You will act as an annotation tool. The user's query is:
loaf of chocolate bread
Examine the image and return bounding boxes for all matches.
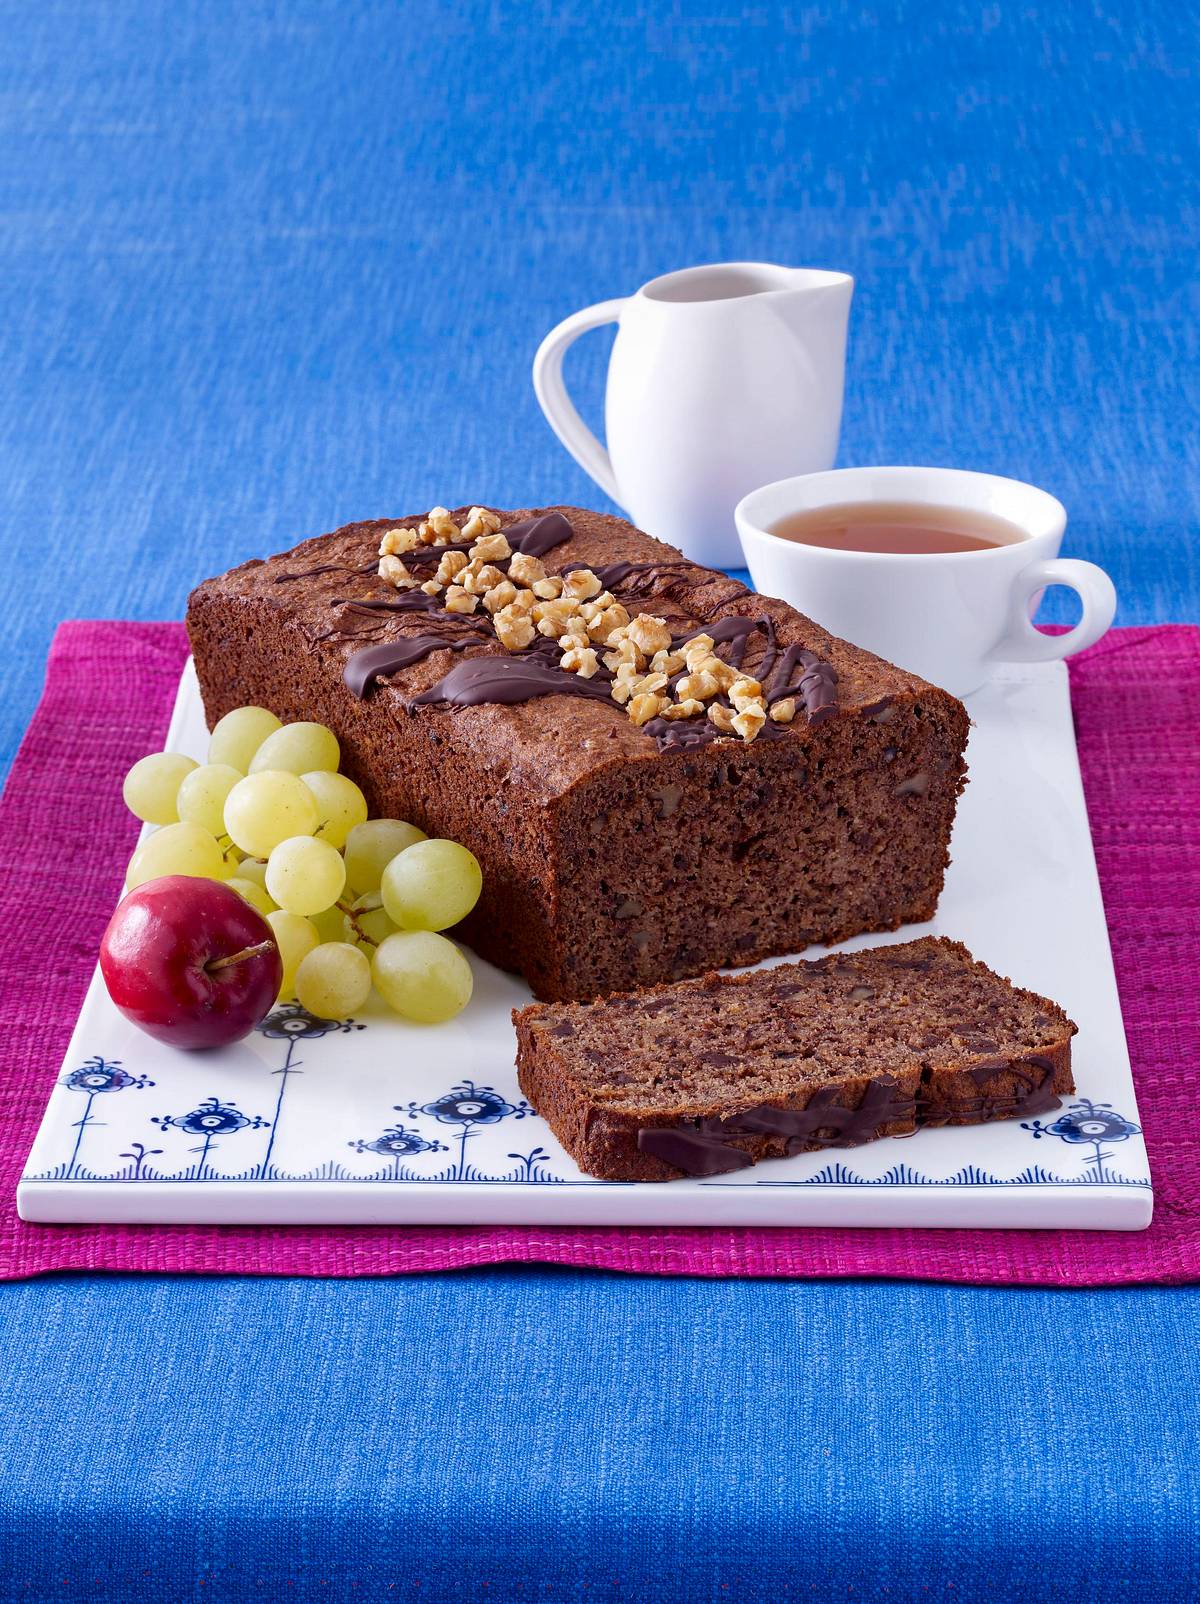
[513,937,1077,1180]
[186,505,970,1001]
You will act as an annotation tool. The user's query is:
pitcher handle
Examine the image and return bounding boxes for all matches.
[532,299,628,505]
[989,558,1117,664]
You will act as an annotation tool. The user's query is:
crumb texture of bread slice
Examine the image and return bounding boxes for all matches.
[513,937,1077,1180]
[187,505,969,1001]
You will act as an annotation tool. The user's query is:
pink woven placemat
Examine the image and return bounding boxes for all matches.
[0,621,1196,1284]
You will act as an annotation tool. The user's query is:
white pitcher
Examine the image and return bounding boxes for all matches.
[532,261,854,568]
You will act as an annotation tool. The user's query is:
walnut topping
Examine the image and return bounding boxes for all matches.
[366,498,812,744]
[461,506,502,542]
[627,692,665,726]
[560,644,600,678]
[379,554,418,589]
[470,531,512,564]
[483,579,519,614]
[421,506,459,543]
[562,568,603,602]
[494,606,535,651]
[732,703,766,742]
[508,551,546,586]
[435,548,470,585]
[626,614,673,657]
[380,527,419,556]
[676,669,720,702]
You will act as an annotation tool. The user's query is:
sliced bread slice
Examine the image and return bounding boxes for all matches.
[512,937,1077,1181]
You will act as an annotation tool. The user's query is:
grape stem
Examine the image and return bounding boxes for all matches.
[336,900,378,948]
[207,940,275,974]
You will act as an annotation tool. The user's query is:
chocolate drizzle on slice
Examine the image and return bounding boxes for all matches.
[638,1075,917,1176]
[273,558,380,585]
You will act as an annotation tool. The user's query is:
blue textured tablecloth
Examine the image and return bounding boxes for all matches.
[1,2,1197,1599]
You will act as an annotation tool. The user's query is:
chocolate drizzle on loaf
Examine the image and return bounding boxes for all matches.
[337,510,840,748]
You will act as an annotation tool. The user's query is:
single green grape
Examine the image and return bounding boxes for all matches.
[310,903,349,944]
[249,721,340,777]
[266,910,320,999]
[380,838,483,932]
[236,858,269,890]
[122,752,199,825]
[226,875,278,916]
[343,818,427,896]
[223,771,319,858]
[207,705,281,772]
[341,892,397,951]
[295,943,372,1018]
[265,836,346,917]
[126,822,227,888]
[302,770,368,850]
[176,763,243,836]
[371,931,473,1023]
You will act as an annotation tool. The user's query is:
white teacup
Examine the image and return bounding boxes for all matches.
[735,466,1117,698]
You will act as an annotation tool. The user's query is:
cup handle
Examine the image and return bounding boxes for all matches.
[532,300,628,505]
[989,558,1117,664]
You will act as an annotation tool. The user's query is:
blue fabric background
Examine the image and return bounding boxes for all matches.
[0,2,1197,1599]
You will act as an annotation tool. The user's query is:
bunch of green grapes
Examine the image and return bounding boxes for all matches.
[120,706,480,1024]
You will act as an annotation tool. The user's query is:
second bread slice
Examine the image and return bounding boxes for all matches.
[513,937,1077,1181]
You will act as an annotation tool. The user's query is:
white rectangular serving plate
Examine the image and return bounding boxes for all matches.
[18,659,1152,1230]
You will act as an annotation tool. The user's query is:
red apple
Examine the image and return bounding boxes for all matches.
[100,875,283,1049]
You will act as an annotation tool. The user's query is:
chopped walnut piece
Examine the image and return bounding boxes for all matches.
[444,585,479,615]
[729,676,764,711]
[531,576,564,600]
[508,551,546,586]
[422,507,459,543]
[697,655,736,691]
[507,586,537,614]
[435,548,470,585]
[556,620,589,649]
[609,664,641,705]
[461,506,503,542]
[562,568,603,602]
[470,531,512,564]
[494,606,535,651]
[650,648,685,676]
[732,703,767,742]
[676,669,721,702]
[532,597,581,636]
[627,692,665,727]
[379,527,419,556]
[631,671,669,698]
[626,614,673,657]
[661,698,704,719]
[588,603,631,644]
[561,645,600,678]
[461,562,507,596]
[769,697,798,723]
[603,637,643,673]
[483,579,519,614]
[379,554,417,589]
[708,703,737,734]
[421,579,442,596]
[682,634,715,667]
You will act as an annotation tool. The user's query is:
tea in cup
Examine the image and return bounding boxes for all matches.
[735,467,1117,697]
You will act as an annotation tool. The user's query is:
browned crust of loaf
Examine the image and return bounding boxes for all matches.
[187,505,970,1001]
[513,939,1077,1182]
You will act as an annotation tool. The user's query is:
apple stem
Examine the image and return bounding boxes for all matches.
[207,940,275,974]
